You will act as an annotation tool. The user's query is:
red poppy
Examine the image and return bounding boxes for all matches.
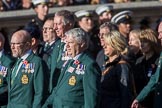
[23,60,28,65]
[74,60,80,65]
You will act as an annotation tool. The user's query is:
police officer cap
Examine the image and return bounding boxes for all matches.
[24,22,41,39]
[32,0,49,6]
[95,5,113,15]
[111,10,133,24]
[75,10,92,18]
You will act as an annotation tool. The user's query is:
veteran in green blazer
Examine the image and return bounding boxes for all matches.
[43,28,101,108]
[7,30,48,108]
[131,21,162,108]
[48,10,75,93]
[0,33,15,108]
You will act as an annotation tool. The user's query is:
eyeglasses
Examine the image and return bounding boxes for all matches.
[10,42,27,46]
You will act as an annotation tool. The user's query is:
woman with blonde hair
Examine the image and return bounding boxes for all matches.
[101,30,134,108]
[132,28,161,108]
[129,29,142,57]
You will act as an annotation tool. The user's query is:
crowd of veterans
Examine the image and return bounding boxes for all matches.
[0,0,162,108]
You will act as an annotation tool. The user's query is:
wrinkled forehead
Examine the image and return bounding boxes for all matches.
[54,15,63,22]
[11,31,27,42]
[44,20,54,27]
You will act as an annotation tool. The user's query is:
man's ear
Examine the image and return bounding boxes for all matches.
[31,38,36,46]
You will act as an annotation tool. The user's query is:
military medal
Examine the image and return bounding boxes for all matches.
[69,76,76,86]
[2,66,7,77]
[76,64,85,75]
[21,74,29,84]
[0,65,8,77]
[30,63,35,73]
[0,78,2,85]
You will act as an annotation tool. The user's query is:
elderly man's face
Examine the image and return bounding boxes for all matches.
[66,36,81,58]
[43,20,56,43]
[54,15,66,38]
[10,31,30,58]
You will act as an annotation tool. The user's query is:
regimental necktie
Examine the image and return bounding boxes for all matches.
[11,58,22,84]
[44,43,50,52]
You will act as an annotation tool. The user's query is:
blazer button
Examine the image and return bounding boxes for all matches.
[157,92,160,95]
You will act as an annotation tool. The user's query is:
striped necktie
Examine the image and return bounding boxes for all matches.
[11,58,22,84]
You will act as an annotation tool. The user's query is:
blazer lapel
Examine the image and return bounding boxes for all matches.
[10,53,34,91]
[56,53,86,90]
[56,60,75,88]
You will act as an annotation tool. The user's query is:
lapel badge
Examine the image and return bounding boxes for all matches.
[21,74,29,84]
[67,66,75,73]
[69,76,76,86]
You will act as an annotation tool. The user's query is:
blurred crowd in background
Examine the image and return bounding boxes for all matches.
[0,0,160,12]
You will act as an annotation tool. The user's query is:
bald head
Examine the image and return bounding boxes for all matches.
[12,30,32,43]
[10,30,32,57]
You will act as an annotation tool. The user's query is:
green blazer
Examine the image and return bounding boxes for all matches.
[0,53,14,106]
[7,53,48,108]
[43,51,101,108]
[136,52,162,108]
[48,39,65,93]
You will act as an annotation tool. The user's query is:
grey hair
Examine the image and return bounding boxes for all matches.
[65,28,90,49]
[55,10,75,27]
[100,22,118,31]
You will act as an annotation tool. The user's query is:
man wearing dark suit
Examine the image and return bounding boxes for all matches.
[0,33,15,108]
[48,10,75,93]
[7,30,48,108]
[42,28,101,108]
[42,18,59,62]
